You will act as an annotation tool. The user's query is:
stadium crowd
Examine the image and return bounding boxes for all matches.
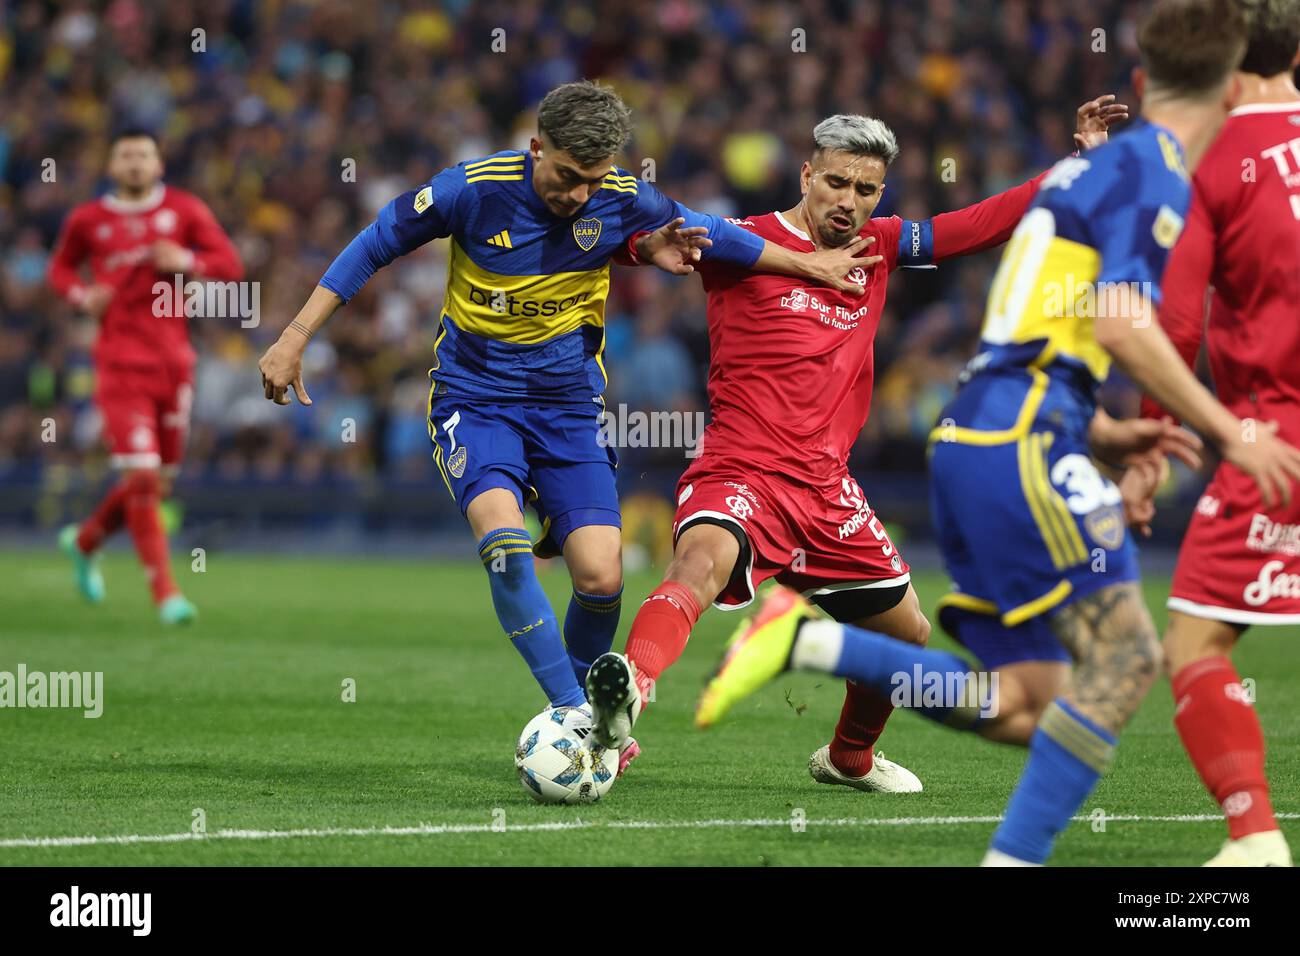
[2,0,1153,497]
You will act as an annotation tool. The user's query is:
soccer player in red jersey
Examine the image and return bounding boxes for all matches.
[48,130,244,625]
[1140,1,1300,866]
[586,96,1129,789]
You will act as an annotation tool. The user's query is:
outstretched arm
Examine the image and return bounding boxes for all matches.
[927,171,1051,263]
[927,94,1129,264]
[258,284,342,406]
[627,183,880,294]
[260,171,460,405]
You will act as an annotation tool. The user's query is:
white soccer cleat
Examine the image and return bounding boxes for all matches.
[981,848,1042,867]
[585,652,642,750]
[808,745,923,793]
[1203,830,1293,867]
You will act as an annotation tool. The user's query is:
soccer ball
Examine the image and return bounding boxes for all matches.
[515,704,618,804]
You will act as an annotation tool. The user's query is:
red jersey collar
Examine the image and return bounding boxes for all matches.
[101,183,166,214]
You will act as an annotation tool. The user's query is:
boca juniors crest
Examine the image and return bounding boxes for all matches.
[448,446,468,479]
[1085,505,1125,550]
[573,217,602,251]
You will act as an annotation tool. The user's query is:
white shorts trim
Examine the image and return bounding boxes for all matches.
[674,509,757,611]
[110,452,162,469]
[802,573,911,598]
[1167,597,1300,626]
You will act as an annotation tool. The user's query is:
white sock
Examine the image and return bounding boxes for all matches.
[790,619,843,673]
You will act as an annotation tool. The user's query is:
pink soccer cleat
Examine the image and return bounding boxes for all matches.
[617,738,641,778]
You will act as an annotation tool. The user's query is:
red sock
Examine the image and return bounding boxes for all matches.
[1171,656,1277,839]
[123,470,179,605]
[77,477,134,553]
[829,679,896,777]
[624,581,703,704]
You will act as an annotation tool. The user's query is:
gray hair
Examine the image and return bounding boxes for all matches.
[537,81,633,165]
[812,114,900,166]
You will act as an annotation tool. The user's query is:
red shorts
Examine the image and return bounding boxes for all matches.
[95,362,194,472]
[673,459,909,610]
[1169,461,1300,625]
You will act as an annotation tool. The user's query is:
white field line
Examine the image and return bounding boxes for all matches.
[2,812,1297,850]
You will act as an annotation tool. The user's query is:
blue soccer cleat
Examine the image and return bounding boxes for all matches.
[59,524,105,604]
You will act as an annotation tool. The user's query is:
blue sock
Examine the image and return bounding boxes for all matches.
[799,620,992,727]
[990,698,1116,864]
[478,529,585,708]
[564,587,622,686]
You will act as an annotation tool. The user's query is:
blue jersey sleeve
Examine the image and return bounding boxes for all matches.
[1092,199,1184,311]
[1084,136,1189,312]
[320,165,466,302]
[625,180,764,268]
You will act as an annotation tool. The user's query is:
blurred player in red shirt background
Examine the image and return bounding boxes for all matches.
[47,130,243,625]
[1141,0,1300,866]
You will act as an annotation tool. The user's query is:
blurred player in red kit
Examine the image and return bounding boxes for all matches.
[1140,0,1300,866]
[586,96,1134,789]
[48,129,243,625]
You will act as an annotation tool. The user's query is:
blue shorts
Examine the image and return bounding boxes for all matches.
[428,396,620,556]
[929,424,1138,668]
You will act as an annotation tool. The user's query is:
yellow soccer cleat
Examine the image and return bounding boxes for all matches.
[696,586,813,729]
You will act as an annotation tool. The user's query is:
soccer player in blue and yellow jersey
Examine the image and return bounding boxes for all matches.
[693,0,1300,864]
[258,82,869,765]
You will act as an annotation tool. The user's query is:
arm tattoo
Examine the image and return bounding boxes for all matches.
[1048,581,1161,735]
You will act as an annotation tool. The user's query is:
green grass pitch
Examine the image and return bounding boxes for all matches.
[1,549,1296,866]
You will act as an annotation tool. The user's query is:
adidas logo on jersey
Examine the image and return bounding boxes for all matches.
[486,230,513,249]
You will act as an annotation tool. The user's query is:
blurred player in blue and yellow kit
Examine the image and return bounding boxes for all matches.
[928,127,1194,666]
[692,0,1300,862]
[257,82,866,759]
